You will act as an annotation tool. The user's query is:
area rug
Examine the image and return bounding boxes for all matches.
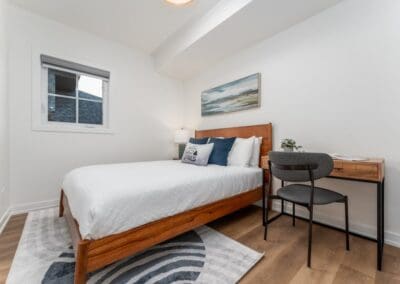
[7,208,263,283]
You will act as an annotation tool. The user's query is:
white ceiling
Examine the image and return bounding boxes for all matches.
[11,0,218,54]
[156,0,343,79]
[11,0,343,79]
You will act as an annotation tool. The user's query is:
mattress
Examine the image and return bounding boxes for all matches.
[62,160,263,240]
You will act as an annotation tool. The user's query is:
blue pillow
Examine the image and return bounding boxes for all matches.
[208,137,236,166]
[189,137,209,144]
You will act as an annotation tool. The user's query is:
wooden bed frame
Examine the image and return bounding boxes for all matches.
[59,123,273,283]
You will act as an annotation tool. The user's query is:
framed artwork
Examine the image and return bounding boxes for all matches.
[201,73,260,116]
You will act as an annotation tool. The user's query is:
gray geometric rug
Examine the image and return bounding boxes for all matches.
[7,208,263,283]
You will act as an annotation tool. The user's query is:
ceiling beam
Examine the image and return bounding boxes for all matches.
[152,0,253,75]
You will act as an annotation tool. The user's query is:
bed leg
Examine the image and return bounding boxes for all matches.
[59,190,65,217]
[74,242,89,284]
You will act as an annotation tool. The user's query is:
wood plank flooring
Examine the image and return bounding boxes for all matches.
[208,206,400,284]
[0,206,400,283]
[0,214,27,284]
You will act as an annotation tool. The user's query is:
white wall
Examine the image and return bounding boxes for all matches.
[8,6,184,208]
[183,0,400,245]
[0,0,10,225]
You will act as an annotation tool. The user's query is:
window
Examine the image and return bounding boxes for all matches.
[39,55,110,132]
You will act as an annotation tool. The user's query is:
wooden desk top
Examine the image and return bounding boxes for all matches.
[261,156,384,183]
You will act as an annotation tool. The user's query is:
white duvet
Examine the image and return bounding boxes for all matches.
[62,160,262,240]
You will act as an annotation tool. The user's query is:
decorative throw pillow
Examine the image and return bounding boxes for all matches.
[189,137,209,144]
[181,143,214,166]
[208,137,236,166]
[249,137,263,167]
[227,137,255,167]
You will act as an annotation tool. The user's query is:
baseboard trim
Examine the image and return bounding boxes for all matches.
[9,199,59,215]
[0,199,59,234]
[270,201,400,248]
[0,207,11,234]
[386,231,400,248]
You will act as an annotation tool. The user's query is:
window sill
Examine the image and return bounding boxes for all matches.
[32,125,114,135]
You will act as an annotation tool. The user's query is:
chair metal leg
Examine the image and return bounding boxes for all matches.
[292,203,296,227]
[264,198,269,240]
[345,196,350,251]
[307,206,313,268]
[262,177,266,226]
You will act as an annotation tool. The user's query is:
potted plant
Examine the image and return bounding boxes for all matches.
[281,138,303,152]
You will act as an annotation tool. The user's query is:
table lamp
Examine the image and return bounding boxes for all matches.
[174,128,190,159]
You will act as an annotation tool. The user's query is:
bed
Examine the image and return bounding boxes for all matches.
[59,123,273,283]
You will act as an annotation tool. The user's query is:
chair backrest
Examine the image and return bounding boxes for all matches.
[268,151,333,182]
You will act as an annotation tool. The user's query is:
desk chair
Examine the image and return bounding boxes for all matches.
[264,151,349,267]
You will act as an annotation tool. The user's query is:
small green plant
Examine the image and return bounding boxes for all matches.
[281,138,302,152]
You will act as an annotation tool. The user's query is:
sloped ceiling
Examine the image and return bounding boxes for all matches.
[11,0,343,80]
[10,0,218,53]
[153,0,343,79]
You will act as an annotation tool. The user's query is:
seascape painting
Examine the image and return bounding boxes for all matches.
[201,73,260,116]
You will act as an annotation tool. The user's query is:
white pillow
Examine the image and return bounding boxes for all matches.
[182,143,214,166]
[227,137,255,167]
[249,137,263,167]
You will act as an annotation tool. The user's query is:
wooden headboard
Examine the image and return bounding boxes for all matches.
[195,123,273,165]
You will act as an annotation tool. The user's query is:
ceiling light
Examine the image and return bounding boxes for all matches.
[165,0,193,6]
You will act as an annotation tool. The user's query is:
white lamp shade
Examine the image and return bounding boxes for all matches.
[174,129,190,144]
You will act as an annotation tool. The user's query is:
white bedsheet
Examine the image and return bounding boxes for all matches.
[62,160,262,240]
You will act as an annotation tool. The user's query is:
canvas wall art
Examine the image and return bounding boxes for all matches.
[201,73,260,116]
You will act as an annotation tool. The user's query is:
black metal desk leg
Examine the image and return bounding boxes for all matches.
[382,179,385,246]
[377,181,384,271]
[381,180,385,270]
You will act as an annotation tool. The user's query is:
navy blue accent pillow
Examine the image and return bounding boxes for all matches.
[189,137,209,144]
[208,137,236,166]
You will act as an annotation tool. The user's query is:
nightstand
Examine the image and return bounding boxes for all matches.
[261,155,269,169]
[260,156,272,210]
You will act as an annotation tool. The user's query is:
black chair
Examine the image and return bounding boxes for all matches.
[263,151,349,267]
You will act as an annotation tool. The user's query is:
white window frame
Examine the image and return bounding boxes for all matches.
[33,54,112,134]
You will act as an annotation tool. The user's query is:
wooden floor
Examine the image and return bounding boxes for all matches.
[0,214,26,284]
[1,206,400,283]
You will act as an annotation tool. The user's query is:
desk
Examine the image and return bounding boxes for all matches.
[261,156,385,271]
